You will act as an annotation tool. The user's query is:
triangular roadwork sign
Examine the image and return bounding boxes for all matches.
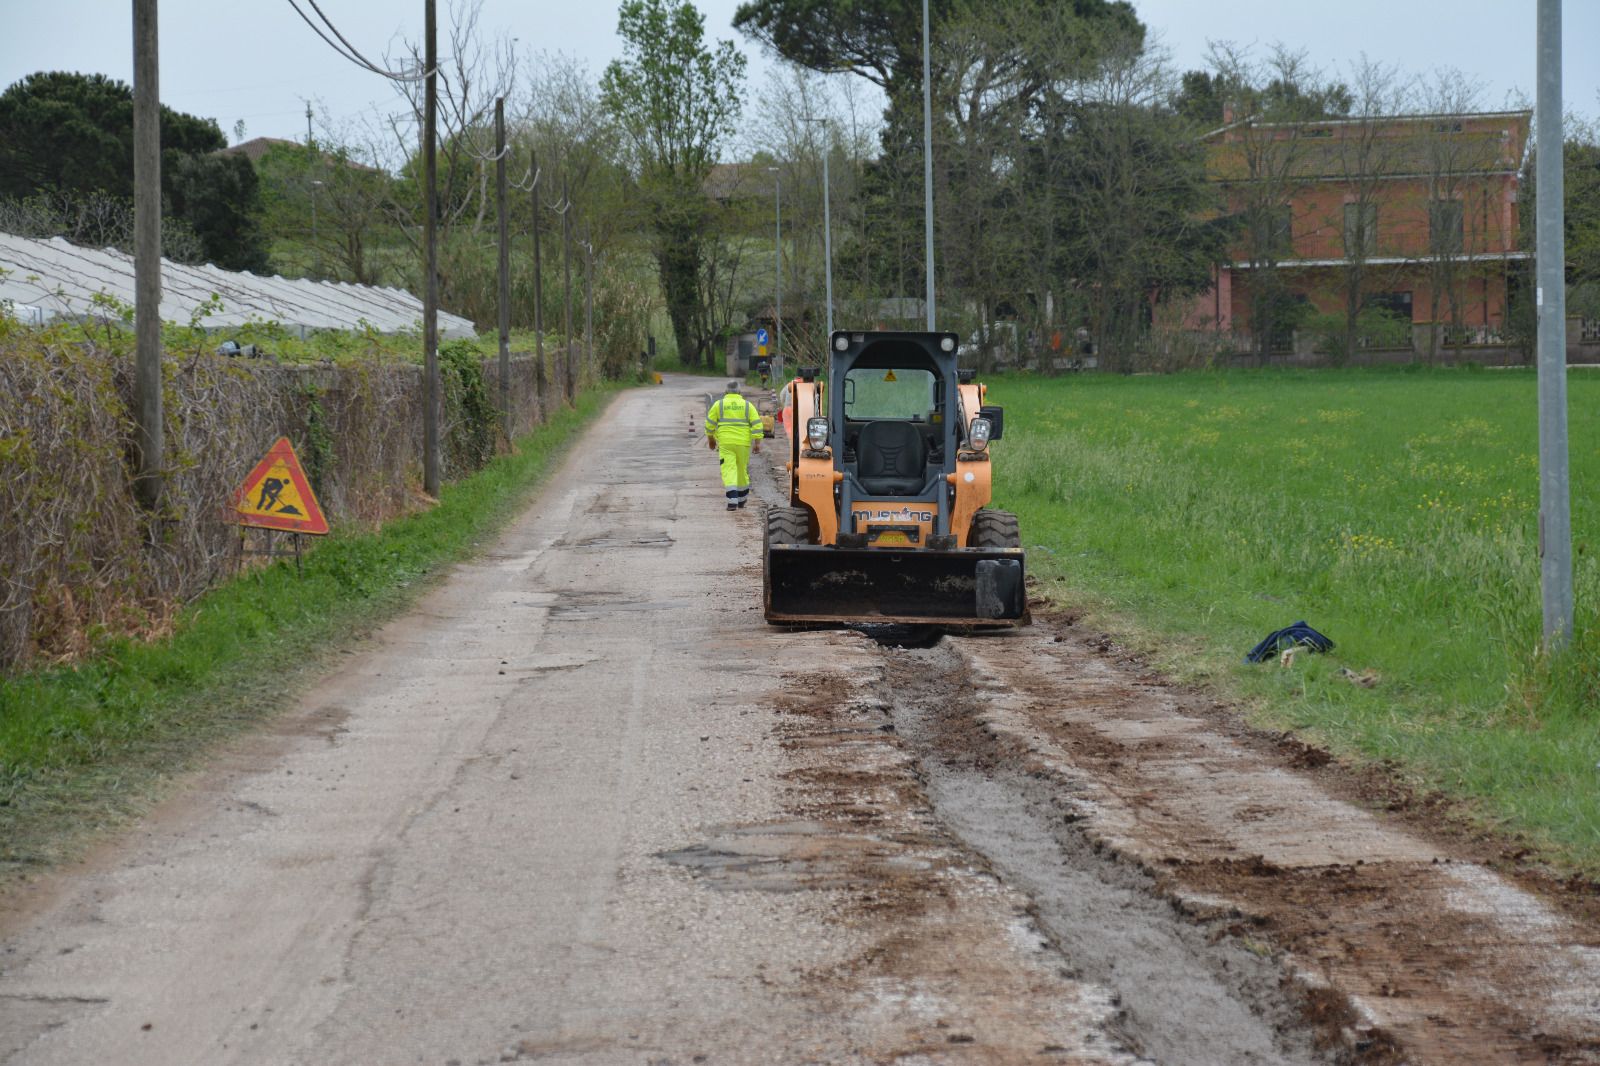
[231,437,330,535]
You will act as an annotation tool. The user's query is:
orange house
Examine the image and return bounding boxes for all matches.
[1184,110,1532,354]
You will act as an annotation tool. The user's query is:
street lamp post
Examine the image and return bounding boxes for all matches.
[767,165,782,377]
[804,117,834,340]
[921,0,935,329]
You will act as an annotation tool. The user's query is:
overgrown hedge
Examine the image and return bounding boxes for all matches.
[0,329,578,671]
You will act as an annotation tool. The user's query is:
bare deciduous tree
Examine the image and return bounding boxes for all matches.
[1325,56,1413,364]
[1414,69,1499,362]
[1206,43,1351,362]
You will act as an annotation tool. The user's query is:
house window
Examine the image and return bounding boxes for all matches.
[1363,291,1413,322]
[1430,200,1464,254]
[1245,204,1294,259]
[1343,203,1377,257]
[1269,205,1294,256]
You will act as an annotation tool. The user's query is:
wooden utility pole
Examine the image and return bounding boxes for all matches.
[422,0,441,496]
[582,224,594,378]
[132,0,162,509]
[530,151,545,417]
[495,96,511,444]
[562,172,574,406]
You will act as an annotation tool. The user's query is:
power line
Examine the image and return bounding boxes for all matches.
[284,0,433,82]
[305,0,414,78]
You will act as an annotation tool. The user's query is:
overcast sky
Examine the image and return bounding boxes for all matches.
[1,0,1595,150]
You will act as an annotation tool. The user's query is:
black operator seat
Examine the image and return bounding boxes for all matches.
[856,420,927,495]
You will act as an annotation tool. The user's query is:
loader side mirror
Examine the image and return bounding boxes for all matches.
[979,404,1004,441]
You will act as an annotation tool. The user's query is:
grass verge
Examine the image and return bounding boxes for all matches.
[993,366,1600,871]
[0,385,621,874]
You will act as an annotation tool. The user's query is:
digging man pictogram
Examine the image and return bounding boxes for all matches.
[255,476,302,516]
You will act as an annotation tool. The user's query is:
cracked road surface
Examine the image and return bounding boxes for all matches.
[3,375,1598,1065]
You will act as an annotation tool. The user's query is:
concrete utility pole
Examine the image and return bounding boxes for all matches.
[495,96,511,443]
[530,150,545,416]
[561,173,574,405]
[921,0,935,330]
[422,0,441,496]
[132,0,162,509]
[1535,0,1572,650]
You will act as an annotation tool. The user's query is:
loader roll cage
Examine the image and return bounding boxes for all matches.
[823,333,966,537]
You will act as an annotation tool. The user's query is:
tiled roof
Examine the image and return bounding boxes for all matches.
[1205,112,1530,183]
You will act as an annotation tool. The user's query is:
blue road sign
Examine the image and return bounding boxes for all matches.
[755,327,769,346]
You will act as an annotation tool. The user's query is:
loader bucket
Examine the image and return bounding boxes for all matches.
[764,544,1029,626]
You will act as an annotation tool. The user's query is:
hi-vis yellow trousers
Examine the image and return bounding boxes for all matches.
[719,443,752,508]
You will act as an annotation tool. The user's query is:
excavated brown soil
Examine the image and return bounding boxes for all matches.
[940,613,1600,1065]
[657,652,1145,1064]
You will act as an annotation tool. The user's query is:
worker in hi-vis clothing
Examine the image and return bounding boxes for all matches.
[705,381,764,511]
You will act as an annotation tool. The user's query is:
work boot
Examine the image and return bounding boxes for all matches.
[726,502,738,511]
[736,498,748,509]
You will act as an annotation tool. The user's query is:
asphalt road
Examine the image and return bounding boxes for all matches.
[2,374,1597,1066]
[0,378,1134,1065]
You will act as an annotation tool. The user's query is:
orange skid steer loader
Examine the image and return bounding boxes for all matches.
[764,330,1028,626]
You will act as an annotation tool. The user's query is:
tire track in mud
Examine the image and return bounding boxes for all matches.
[936,620,1600,1066]
[880,640,1338,1066]
[670,653,1145,1064]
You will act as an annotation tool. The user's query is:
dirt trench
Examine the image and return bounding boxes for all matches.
[924,620,1600,1064]
[754,635,1333,1065]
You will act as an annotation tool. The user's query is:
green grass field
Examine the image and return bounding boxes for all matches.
[993,366,1600,867]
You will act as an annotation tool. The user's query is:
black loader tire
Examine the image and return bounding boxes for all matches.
[970,509,1021,549]
[766,505,811,547]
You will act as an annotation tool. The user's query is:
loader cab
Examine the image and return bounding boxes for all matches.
[832,339,955,486]
[824,331,967,541]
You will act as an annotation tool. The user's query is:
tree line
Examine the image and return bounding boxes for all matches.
[0,71,269,271]
[3,0,1597,371]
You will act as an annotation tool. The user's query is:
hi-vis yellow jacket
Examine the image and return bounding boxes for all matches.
[706,392,764,448]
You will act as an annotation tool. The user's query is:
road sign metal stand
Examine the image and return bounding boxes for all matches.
[237,527,305,576]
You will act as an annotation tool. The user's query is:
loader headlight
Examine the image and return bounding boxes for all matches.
[968,417,992,452]
[806,417,830,451]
